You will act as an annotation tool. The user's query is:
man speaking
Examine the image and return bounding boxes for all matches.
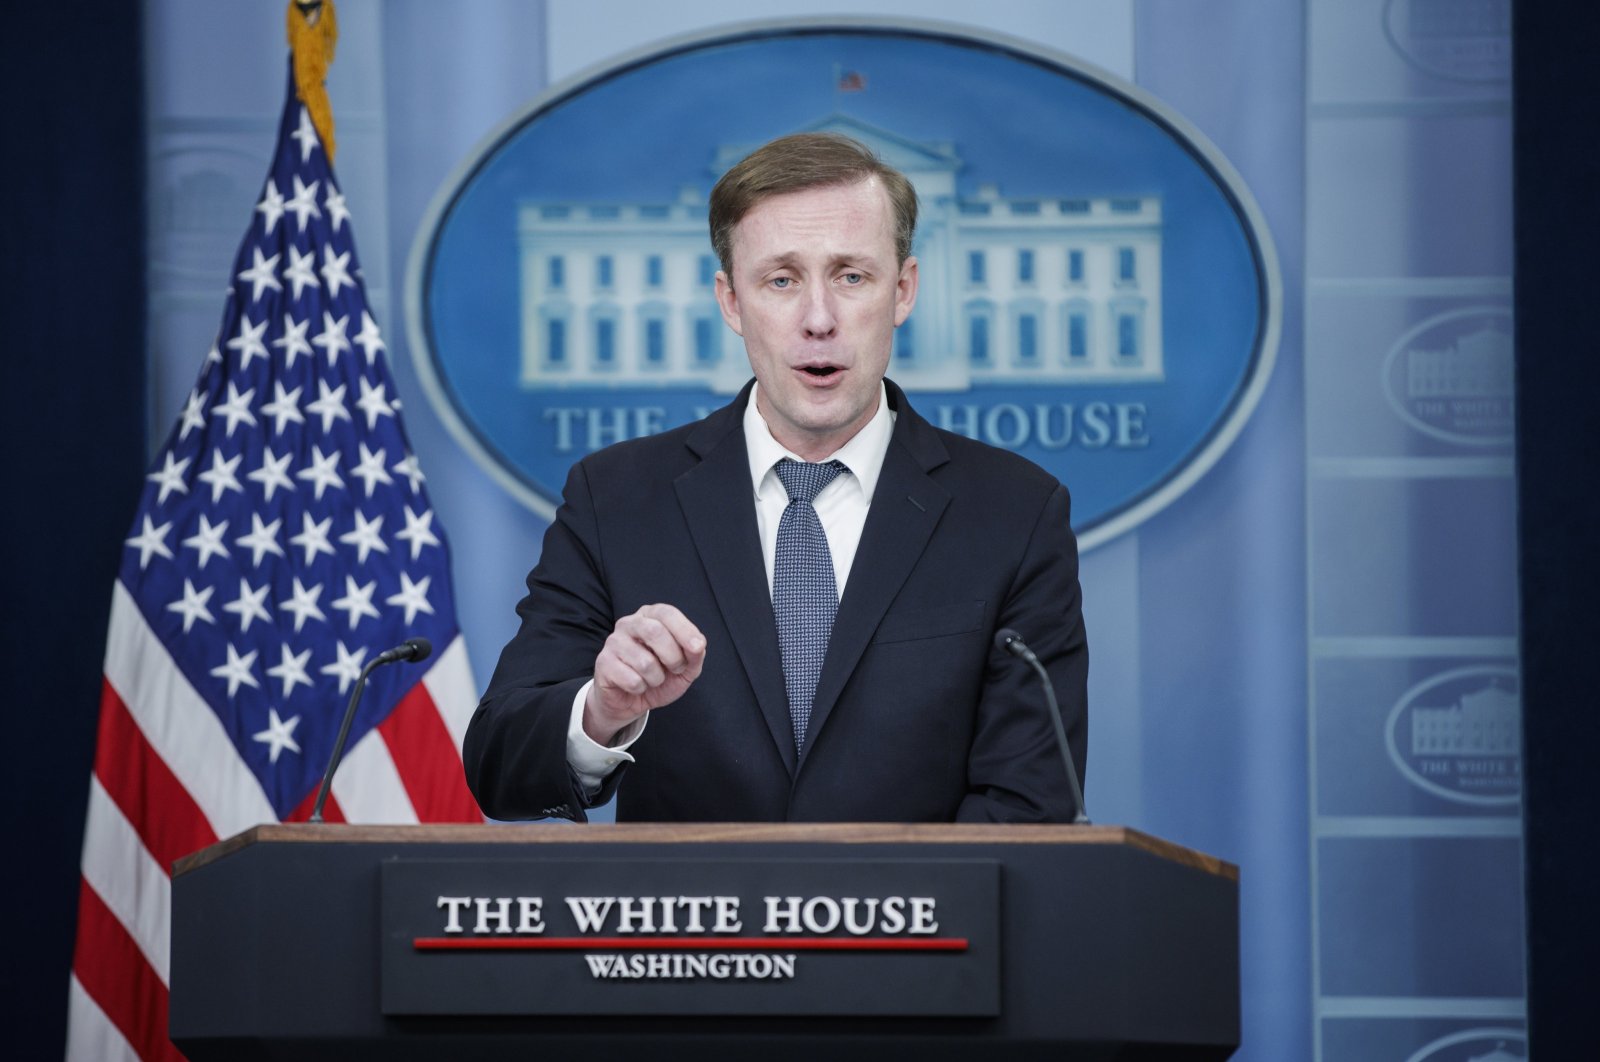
[464,133,1088,823]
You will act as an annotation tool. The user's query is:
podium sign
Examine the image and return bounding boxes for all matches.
[380,857,999,1016]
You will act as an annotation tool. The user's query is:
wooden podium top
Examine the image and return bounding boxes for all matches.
[174,821,1237,881]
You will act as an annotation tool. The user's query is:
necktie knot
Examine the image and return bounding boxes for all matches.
[775,458,846,505]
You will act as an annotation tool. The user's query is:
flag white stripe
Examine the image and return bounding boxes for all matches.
[332,729,419,823]
[104,581,277,837]
[422,634,476,754]
[65,974,141,1062]
[80,777,171,985]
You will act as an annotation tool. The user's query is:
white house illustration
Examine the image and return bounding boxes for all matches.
[517,114,1164,392]
[1406,325,1514,400]
[1411,683,1520,757]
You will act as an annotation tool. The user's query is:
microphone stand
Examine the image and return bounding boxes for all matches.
[997,629,1090,824]
[308,638,430,823]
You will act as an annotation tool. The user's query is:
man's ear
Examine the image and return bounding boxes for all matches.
[893,256,919,326]
[713,270,744,336]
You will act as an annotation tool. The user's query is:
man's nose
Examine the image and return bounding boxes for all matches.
[801,286,838,339]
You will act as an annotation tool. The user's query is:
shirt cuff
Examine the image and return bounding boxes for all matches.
[565,679,645,798]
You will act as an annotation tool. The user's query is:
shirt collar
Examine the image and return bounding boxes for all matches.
[743,381,894,501]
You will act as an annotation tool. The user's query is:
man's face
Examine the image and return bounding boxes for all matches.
[714,177,918,462]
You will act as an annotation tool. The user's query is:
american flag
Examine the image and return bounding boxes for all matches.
[67,65,481,1060]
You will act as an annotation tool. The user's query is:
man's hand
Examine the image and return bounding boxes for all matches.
[584,603,706,745]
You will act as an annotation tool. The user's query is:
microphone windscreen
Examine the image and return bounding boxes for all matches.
[993,628,1023,652]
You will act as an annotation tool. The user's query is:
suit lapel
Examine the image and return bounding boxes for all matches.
[674,386,797,776]
[800,384,950,771]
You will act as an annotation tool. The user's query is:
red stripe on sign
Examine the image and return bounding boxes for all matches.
[378,681,481,821]
[72,879,186,1062]
[414,936,969,952]
[94,678,218,870]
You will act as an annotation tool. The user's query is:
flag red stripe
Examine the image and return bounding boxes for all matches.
[285,784,346,823]
[72,880,185,1062]
[94,678,218,870]
[378,681,480,821]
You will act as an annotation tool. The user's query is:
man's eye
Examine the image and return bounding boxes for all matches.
[771,276,792,289]
[841,273,863,284]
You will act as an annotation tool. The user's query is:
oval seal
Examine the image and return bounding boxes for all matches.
[1381,306,1514,447]
[1384,0,1512,83]
[408,19,1280,550]
[1384,665,1521,807]
[1403,1027,1526,1062]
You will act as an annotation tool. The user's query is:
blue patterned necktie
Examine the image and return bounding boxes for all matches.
[772,458,847,753]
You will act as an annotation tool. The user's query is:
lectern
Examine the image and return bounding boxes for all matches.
[170,823,1238,1060]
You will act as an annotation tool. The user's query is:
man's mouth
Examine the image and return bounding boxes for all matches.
[800,365,841,377]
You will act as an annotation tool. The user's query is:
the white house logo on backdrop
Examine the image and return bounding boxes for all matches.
[1403,1027,1526,1062]
[1384,0,1511,83]
[1385,666,1521,807]
[1382,307,1514,446]
[408,21,1279,549]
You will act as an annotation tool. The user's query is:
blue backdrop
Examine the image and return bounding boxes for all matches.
[9,2,1538,1059]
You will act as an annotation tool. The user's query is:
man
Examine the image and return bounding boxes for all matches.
[464,133,1087,823]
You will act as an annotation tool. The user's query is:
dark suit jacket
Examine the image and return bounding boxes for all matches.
[464,379,1088,823]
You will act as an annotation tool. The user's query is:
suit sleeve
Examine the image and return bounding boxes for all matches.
[956,483,1089,823]
[462,460,626,821]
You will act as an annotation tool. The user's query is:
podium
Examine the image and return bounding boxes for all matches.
[170,823,1238,1060]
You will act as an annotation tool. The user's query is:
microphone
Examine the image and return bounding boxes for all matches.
[994,628,1089,824]
[372,637,432,666]
[308,637,434,823]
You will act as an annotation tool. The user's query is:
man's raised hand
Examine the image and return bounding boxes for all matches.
[584,603,706,744]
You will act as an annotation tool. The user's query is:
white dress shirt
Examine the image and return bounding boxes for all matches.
[564,383,896,794]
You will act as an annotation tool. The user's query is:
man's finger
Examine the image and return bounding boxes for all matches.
[638,603,707,661]
[625,615,694,675]
[594,653,648,697]
[604,628,670,688]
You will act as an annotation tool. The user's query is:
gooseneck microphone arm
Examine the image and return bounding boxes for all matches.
[994,628,1090,824]
[308,638,432,823]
